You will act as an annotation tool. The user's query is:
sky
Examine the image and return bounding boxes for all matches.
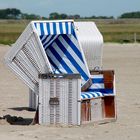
[0,0,140,18]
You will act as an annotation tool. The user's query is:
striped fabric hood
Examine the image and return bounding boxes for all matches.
[33,20,91,86]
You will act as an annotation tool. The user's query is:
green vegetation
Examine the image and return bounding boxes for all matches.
[0,8,21,19]
[0,8,113,20]
[97,20,140,43]
[0,19,140,44]
[0,8,44,20]
[119,11,140,18]
[1,8,140,44]
[0,20,29,44]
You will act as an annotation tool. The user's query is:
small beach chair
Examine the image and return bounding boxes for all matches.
[5,20,116,125]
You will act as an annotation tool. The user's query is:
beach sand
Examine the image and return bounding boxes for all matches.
[0,43,140,140]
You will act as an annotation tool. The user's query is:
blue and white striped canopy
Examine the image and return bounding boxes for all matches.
[34,21,90,86]
[34,21,75,36]
[81,74,114,100]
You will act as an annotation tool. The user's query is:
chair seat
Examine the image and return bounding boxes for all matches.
[81,92,103,100]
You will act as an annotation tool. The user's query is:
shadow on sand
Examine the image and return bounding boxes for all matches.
[8,107,36,112]
[0,114,33,125]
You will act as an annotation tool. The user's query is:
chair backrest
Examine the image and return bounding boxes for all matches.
[74,22,103,70]
[88,73,114,95]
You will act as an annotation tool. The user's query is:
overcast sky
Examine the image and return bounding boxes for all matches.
[0,0,140,17]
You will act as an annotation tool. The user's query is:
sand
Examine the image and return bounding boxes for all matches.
[0,43,140,140]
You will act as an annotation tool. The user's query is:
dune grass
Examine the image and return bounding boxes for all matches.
[98,23,140,43]
[0,19,140,45]
[0,20,28,45]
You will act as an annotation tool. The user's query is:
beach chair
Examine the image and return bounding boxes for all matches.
[5,20,116,125]
[28,21,103,110]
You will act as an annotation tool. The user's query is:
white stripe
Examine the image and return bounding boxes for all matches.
[52,42,79,74]
[91,75,103,78]
[89,83,104,89]
[36,23,41,36]
[46,49,67,73]
[59,35,89,78]
[49,22,53,34]
[62,22,66,34]
[43,23,48,35]
[94,93,99,98]
[56,22,60,34]
[68,22,72,34]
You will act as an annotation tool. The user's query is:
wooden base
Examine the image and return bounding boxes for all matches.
[104,96,116,118]
[81,97,116,124]
[81,100,91,122]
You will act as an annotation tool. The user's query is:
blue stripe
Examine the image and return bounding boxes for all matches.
[71,23,74,34]
[70,23,77,38]
[48,45,73,73]
[59,22,63,34]
[47,55,62,73]
[65,22,68,34]
[40,23,45,35]
[81,95,86,99]
[40,35,44,40]
[92,78,104,83]
[47,23,50,34]
[53,22,57,34]
[41,35,48,44]
[63,35,84,63]
[55,38,89,81]
[73,31,77,39]
[88,88,113,94]
[34,23,37,28]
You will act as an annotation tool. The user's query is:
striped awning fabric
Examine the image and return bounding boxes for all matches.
[81,74,114,100]
[34,21,91,86]
[34,21,74,36]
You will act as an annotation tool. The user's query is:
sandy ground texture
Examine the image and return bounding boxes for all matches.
[0,43,140,140]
